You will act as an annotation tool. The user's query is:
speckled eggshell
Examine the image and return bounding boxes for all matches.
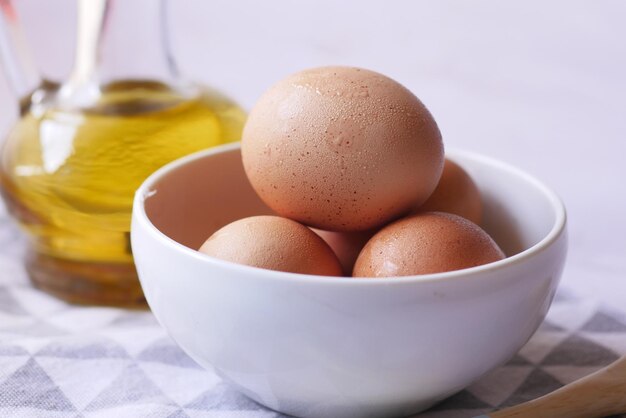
[353,212,505,277]
[242,66,444,232]
[199,216,342,276]
[416,158,483,224]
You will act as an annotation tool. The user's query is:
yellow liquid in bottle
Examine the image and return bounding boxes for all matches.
[0,81,246,306]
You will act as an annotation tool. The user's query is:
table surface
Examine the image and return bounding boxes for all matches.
[1,1,625,417]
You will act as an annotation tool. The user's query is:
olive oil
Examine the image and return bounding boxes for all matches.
[0,81,245,306]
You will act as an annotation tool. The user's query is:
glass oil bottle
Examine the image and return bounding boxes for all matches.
[0,0,245,306]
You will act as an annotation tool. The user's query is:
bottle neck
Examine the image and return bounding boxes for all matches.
[97,0,178,85]
[59,0,178,107]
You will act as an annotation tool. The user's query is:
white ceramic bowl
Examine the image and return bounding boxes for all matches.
[131,142,567,418]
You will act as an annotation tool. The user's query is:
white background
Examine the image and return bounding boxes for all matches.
[1,1,625,311]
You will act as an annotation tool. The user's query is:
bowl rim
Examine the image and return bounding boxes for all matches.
[132,142,567,286]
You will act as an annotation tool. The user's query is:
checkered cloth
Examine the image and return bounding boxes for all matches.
[1,213,626,418]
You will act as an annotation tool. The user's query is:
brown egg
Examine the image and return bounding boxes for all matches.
[242,66,444,232]
[417,158,483,224]
[311,228,376,276]
[353,212,505,277]
[199,216,342,276]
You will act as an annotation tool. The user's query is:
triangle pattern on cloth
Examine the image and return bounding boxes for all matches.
[183,410,281,418]
[136,338,201,369]
[428,389,491,411]
[504,354,531,366]
[166,409,191,418]
[541,334,619,366]
[47,307,124,333]
[417,409,491,418]
[466,365,534,407]
[98,326,165,356]
[185,383,265,411]
[9,336,56,355]
[0,344,29,356]
[36,337,129,360]
[138,360,220,407]
[498,368,563,408]
[580,332,626,357]
[537,320,565,332]
[542,365,603,385]
[0,407,77,418]
[581,311,626,333]
[0,355,30,383]
[552,287,576,303]
[36,356,131,411]
[545,299,598,331]
[517,330,569,364]
[82,403,180,418]
[0,358,76,411]
[0,286,28,315]
[85,362,175,411]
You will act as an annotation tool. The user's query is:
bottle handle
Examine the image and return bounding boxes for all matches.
[0,0,41,103]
